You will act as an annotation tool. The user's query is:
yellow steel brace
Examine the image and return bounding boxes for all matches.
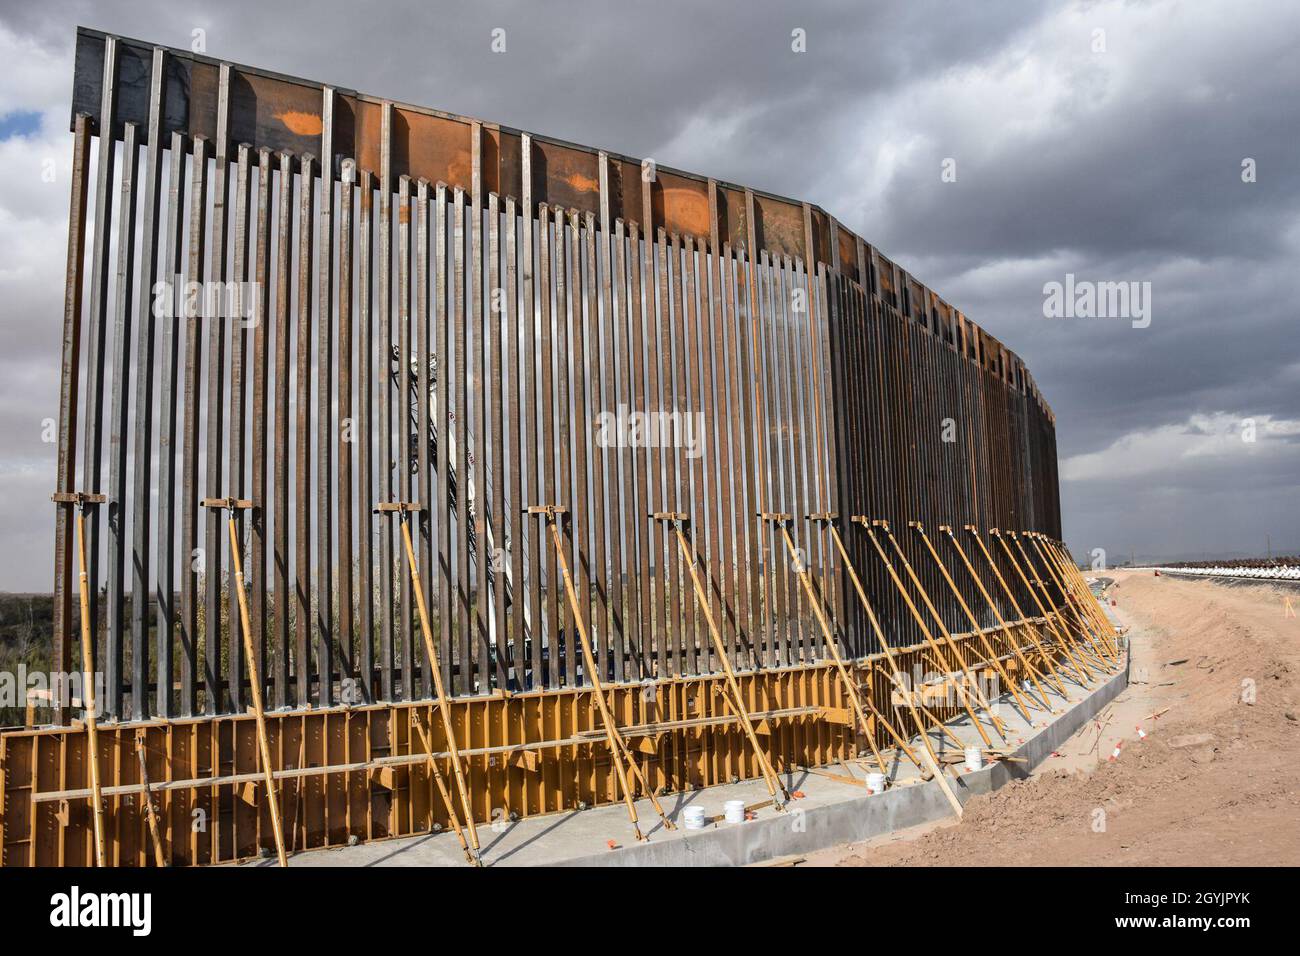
[1029,533,1119,659]
[856,517,1030,730]
[962,526,1093,688]
[376,501,484,865]
[51,491,108,867]
[532,505,676,839]
[202,496,289,868]
[941,525,1073,697]
[134,729,167,867]
[909,521,1056,714]
[993,530,1098,681]
[1011,531,1112,669]
[659,512,790,805]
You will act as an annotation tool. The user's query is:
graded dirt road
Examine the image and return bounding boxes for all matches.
[814,571,1300,866]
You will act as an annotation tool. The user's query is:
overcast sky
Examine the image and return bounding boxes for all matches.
[0,0,1296,589]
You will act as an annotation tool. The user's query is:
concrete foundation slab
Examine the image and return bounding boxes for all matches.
[264,639,1128,867]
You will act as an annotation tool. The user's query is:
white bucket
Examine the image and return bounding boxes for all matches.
[683,806,707,830]
[724,800,747,824]
[866,772,887,793]
[964,746,983,772]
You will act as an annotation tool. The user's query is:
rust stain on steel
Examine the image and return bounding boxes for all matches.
[276,109,323,136]
[563,170,597,193]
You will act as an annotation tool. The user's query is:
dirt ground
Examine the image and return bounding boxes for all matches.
[813,571,1300,866]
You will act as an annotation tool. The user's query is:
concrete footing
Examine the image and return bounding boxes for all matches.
[275,644,1128,868]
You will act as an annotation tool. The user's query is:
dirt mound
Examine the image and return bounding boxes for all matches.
[829,572,1300,867]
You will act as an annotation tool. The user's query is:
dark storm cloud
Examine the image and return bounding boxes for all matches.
[0,0,1297,588]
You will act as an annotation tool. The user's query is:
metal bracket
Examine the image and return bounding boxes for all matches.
[525,504,567,519]
[374,501,423,515]
[51,491,105,510]
[200,496,254,511]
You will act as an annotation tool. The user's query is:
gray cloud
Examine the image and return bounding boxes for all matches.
[0,0,1297,588]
